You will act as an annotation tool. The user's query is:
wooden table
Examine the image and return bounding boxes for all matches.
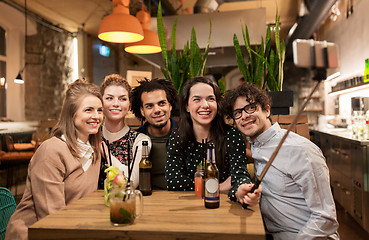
[29,190,265,240]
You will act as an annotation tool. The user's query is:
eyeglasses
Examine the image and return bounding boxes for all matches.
[233,103,257,119]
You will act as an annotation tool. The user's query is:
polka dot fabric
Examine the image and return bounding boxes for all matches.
[165,125,252,201]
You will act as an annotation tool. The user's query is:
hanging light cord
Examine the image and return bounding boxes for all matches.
[23,0,27,73]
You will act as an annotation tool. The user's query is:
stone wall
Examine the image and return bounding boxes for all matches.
[24,24,73,121]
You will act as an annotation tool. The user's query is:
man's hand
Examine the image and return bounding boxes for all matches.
[235,183,262,206]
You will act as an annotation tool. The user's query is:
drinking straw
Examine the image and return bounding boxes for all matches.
[205,138,208,166]
[201,139,204,166]
[106,139,112,166]
[101,142,107,163]
[128,145,138,184]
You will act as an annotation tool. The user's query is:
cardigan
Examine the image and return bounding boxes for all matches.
[5,137,100,240]
[98,125,151,189]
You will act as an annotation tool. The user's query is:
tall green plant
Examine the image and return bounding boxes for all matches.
[233,11,285,91]
[157,1,211,94]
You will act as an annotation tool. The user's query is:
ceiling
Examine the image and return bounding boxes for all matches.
[4,0,299,41]
[3,0,339,70]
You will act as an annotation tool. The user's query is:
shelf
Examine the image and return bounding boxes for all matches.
[329,81,369,96]
[304,109,323,112]
[299,95,322,99]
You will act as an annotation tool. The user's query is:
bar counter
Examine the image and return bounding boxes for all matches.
[311,129,369,234]
[29,190,265,240]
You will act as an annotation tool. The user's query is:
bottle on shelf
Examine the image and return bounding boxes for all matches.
[204,143,219,209]
[139,140,152,196]
[364,58,369,83]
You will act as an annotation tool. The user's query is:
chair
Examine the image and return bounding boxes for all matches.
[4,135,35,152]
[39,119,58,133]
[31,131,50,149]
[0,187,17,239]
[271,114,310,139]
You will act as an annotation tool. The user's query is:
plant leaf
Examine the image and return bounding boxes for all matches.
[157,2,168,71]
[233,34,247,80]
[201,15,212,76]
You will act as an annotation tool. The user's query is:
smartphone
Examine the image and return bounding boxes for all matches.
[293,39,339,69]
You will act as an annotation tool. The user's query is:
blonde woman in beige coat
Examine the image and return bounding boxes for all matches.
[5,80,104,240]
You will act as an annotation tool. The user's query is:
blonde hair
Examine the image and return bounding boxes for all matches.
[100,74,132,102]
[52,79,102,162]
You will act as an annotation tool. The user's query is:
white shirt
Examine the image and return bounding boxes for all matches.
[61,135,94,172]
[248,123,339,240]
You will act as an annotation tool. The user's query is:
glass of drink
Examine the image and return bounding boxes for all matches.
[110,182,143,225]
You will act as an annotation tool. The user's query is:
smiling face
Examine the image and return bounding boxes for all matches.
[186,83,217,129]
[233,96,271,142]
[102,85,130,123]
[74,94,103,143]
[140,89,172,129]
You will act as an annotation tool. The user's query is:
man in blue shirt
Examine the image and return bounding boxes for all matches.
[131,79,178,190]
[223,82,339,240]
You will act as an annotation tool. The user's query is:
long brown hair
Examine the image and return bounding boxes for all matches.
[178,76,226,171]
[52,79,103,162]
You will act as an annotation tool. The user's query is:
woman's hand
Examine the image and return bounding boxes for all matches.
[235,183,262,206]
[219,176,232,193]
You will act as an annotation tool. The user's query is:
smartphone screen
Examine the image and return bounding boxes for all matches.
[293,39,339,69]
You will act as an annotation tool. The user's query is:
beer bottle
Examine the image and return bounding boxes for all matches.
[204,143,219,208]
[139,140,152,195]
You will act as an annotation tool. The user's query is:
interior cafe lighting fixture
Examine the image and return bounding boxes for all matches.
[14,71,24,84]
[124,4,161,54]
[98,0,144,43]
[15,0,27,84]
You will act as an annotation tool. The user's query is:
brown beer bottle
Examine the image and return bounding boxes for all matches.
[204,143,219,208]
[139,140,152,195]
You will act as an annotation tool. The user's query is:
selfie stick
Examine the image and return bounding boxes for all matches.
[242,40,333,209]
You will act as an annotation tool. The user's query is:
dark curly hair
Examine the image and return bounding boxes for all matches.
[223,82,271,120]
[131,78,178,120]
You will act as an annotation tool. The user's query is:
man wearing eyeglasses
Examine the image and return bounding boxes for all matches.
[223,82,339,240]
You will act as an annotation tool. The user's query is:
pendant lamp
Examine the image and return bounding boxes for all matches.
[15,0,27,84]
[14,72,24,84]
[98,0,144,43]
[124,7,161,54]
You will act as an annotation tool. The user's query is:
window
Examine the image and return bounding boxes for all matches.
[0,26,6,117]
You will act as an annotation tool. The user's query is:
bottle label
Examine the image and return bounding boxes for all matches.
[205,178,218,193]
[205,178,219,201]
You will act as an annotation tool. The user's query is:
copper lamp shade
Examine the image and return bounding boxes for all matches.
[98,0,144,43]
[124,10,161,54]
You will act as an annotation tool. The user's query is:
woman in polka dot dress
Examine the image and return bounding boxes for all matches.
[165,76,253,201]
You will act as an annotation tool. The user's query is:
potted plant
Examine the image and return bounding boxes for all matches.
[156,1,211,94]
[233,11,293,114]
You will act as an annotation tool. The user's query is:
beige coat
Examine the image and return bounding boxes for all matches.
[5,137,100,240]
